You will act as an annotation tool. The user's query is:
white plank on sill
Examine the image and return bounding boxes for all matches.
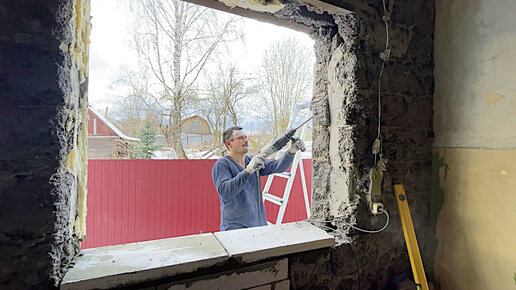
[61,233,229,290]
[213,221,335,263]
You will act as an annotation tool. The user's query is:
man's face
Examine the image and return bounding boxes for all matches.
[226,130,249,154]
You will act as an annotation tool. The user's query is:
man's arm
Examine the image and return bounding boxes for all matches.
[259,138,306,176]
[212,160,252,202]
[259,152,295,176]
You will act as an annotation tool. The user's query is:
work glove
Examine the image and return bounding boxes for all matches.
[288,138,306,154]
[246,154,266,174]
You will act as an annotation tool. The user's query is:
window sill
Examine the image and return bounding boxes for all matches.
[61,221,334,289]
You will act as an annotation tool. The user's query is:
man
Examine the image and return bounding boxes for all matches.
[212,126,306,231]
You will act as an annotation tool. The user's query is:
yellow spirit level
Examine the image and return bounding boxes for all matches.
[393,184,429,290]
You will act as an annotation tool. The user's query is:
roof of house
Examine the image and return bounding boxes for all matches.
[180,114,208,122]
[88,106,140,142]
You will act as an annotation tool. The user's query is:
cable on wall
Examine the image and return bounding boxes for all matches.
[307,209,390,234]
[373,0,393,165]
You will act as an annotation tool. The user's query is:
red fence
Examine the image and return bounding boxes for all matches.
[81,159,312,249]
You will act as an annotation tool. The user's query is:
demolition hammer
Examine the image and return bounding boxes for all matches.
[259,116,313,157]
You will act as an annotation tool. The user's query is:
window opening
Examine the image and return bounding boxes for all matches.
[83,0,315,249]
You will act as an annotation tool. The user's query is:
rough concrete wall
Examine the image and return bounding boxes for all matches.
[310,29,333,223]
[305,0,435,288]
[433,0,516,288]
[0,0,90,287]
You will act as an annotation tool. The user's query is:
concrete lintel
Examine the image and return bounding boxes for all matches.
[181,0,314,34]
[61,234,229,289]
[299,0,352,16]
[214,221,335,263]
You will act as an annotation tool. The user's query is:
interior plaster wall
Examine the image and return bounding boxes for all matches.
[434,0,516,149]
[0,0,90,288]
[433,148,516,289]
[433,0,516,288]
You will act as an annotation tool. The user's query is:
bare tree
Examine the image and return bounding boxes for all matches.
[112,66,156,137]
[127,0,242,158]
[256,38,314,136]
[115,66,173,142]
[198,64,255,142]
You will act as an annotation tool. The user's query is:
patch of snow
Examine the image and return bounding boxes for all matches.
[153,148,176,159]
[151,148,222,159]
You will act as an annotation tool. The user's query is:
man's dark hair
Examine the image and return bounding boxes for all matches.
[222,126,242,147]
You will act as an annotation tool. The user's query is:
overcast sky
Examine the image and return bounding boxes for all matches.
[88,0,315,112]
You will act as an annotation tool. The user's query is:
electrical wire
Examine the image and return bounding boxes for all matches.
[375,0,391,165]
[319,223,338,233]
[307,209,389,234]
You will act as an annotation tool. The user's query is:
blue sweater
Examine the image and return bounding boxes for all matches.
[212,153,294,231]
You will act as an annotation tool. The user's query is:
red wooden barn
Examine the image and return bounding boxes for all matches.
[87,106,139,159]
